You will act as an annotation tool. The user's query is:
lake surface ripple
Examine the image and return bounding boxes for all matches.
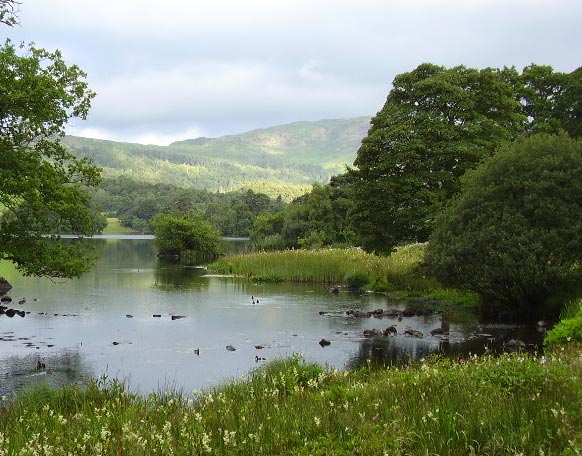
[0,238,543,398]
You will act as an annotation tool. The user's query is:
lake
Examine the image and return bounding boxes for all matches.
[0,237,544,399]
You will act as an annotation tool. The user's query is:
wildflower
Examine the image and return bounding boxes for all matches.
[202,432,212,452]
[100,426,111,441]
[314,416,321,427]
[223,430,236,446]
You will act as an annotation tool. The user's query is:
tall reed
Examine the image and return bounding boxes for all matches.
[211,243,428,287]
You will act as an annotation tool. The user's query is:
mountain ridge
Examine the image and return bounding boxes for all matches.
[63,116,371,200]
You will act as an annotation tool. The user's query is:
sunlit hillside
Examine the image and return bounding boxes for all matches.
[63,117,371,199]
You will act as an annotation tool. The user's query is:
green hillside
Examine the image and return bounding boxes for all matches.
[62,117,371,199]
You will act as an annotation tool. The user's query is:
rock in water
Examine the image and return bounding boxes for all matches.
[319,338,331,347]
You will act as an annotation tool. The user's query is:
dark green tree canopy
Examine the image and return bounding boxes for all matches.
[152,213,222,258]
[425,132,582,316]
[349,63,525,253]
[0,38,100,278]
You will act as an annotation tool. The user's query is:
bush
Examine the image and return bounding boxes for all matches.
[152,213,222,257]
[343,271,370,290]
[425,132,582,317]
[545,298,582,346]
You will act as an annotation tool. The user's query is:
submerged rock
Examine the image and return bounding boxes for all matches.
[363,329,384,338]
[403,328,423,338]
[226,345,236,351]
[346,309,371,318]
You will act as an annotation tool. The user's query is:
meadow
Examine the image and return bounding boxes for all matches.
[0,347,580,455]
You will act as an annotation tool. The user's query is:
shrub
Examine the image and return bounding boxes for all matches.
[544,298,582,346]
[152,213,222,257]
[425,132,582,317]
[343,271,370,290]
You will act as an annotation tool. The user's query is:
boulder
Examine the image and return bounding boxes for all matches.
[346,309,371,318]
[383,325,398,336]
[403,328,423,338]
[363,329,384,337]
[0,279,12,295]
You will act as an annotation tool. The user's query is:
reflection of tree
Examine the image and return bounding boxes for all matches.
[347,337,438,370]
[154,262,211,291]
[92,239,158,271]
[0,349,93,400]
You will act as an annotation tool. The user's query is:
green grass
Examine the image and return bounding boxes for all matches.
[211,244,479,308]
[212,244,426,284]
[1,348,580,455]
[545,298,582,347]
[101,217,140,235]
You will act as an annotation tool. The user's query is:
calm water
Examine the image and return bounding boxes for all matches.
[0,238,543,398]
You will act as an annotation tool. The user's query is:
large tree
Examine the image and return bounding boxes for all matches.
[520,64,582,138]
[425,132,582,318]
[348,63,525,253]
[1,28,101,277]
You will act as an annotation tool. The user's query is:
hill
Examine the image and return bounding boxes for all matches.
[62,117,371,200]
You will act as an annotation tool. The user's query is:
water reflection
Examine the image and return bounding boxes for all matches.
[0,348,92,400]
[0,238,546,398]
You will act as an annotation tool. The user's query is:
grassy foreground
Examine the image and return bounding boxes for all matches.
[0,349,581,455]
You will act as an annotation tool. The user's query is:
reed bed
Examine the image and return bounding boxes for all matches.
[1,348,580,455]
[211,243,428,287]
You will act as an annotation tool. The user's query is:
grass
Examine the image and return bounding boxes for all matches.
[545,298,582,347]
[212,244,428,285]
[101,218,140,235]
[0,348,580,455]
[211,243,479,308]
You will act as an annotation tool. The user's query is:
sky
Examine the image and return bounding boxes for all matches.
[5,0,582,145]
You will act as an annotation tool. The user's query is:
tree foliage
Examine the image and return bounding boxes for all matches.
[95,177,285,236]
[0,36,101,278]
[349,63,582,254]
[425,132,582,316]
[152,213,222,258]
[521,64,582,138]
[251,178,357,249]
[349,63,525,253]
[0,1,19,26]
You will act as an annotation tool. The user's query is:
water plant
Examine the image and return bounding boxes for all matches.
[211,243,479,307]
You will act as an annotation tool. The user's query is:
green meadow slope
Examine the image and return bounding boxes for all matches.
[63,117,371,199]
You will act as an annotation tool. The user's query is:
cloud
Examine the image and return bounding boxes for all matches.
[11,0,582,142]
[82,60,384,143]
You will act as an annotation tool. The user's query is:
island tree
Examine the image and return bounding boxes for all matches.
[0,6,101,278]
[152,213,222,258]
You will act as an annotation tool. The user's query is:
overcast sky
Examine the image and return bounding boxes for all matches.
[5,0,581,145]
